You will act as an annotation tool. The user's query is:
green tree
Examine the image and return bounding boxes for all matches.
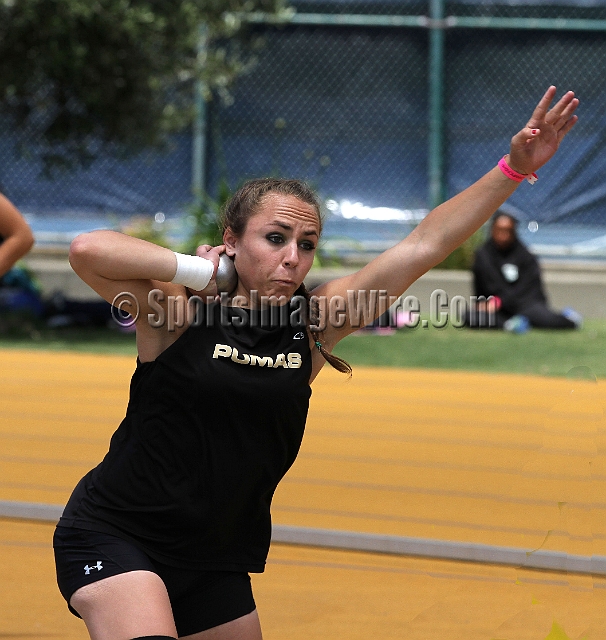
[0,0,291,173]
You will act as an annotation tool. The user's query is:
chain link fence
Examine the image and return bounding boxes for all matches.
[1,1,605,256]
[444,28,606,221]
[0,126,193,216]
[208,25,428,206]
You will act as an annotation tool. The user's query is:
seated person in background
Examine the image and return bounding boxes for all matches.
[0,193,43,321]
[0,191,34,276]
[469,212,581,331]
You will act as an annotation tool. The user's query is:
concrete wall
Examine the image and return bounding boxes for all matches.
[23,247,606,318]
[305,260,606,319]
[23,247,96,301]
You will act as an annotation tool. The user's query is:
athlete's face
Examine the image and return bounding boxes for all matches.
[223,193,320,303]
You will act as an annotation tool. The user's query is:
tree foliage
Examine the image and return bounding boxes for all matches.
[0,0,291,172]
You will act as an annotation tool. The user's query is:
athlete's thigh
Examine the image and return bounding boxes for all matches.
[71,570,178,640]
[180,610,262,640]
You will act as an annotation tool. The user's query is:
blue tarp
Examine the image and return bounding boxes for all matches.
[0,133,193,217]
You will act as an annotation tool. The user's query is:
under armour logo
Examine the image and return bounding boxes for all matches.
[293,332,305,339]
[84,561,103,575]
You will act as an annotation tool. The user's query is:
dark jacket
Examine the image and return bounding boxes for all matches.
[472,237,547,316]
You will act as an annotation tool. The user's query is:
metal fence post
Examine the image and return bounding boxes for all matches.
[428,0,446,210]
[192,24,209,206]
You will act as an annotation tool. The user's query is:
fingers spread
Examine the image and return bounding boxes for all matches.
[546,91,577,124]
[545,97,579,138]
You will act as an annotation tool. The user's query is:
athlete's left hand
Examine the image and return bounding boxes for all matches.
[507,86,579,176]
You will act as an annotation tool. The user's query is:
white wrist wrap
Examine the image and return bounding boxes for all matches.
[171,252,214,291]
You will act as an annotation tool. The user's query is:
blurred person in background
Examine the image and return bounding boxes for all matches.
[469,211,582,332]
[0,191,34,276]
[0,192,44,322]
[0,192,115,329]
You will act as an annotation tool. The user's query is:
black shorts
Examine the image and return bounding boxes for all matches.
[53,526,256,637]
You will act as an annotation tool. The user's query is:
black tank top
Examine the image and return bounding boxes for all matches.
[59,302,312,571]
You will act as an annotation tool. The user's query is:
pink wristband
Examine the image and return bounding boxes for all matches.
[498,156,538,185]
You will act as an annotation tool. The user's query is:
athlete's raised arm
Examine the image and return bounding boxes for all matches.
[313,86,579,351]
